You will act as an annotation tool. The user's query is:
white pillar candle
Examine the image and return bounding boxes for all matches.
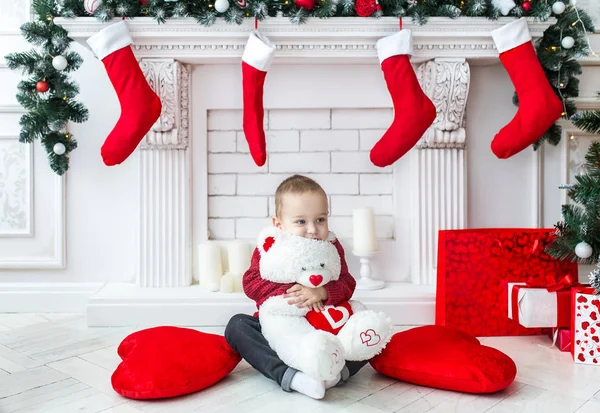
[197,243,223,292]
[220,273,234,293]
[353,207,378,253]
[231,273,243,292]
[227,240,251,275]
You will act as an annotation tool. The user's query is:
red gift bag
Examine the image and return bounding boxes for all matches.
[436,228,578,337]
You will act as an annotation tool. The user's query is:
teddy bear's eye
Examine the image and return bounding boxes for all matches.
[302,267,306,271]
[320,263,325,268]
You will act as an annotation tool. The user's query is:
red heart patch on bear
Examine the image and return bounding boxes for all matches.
[306,302,353,335]
[263,236,275,252]
[370,325,516,394]
[112,326,241,399]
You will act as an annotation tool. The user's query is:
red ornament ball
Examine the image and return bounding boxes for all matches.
[140,0,149,5]
[295,0,316,10]
[36,81,49,93]
[355,0,382,17]
[521,1,532,12]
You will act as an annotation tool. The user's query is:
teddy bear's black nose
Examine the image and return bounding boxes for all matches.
[320,263,325,268]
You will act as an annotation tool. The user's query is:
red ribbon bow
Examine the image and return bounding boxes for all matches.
[525,273,579,292]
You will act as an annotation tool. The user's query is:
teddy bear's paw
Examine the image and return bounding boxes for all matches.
[336,310,392,361]
[298,331,346,381]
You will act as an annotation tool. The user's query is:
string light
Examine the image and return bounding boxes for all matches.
[557,27,569,118]
[570,135,576,140]
[572,5,599,57]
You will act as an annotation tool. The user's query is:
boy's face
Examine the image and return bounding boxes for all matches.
[272,191,329,240]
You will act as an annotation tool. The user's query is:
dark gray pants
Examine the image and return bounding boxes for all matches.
[224,314,368,391]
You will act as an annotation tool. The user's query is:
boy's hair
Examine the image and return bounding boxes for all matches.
[275,175,326,217]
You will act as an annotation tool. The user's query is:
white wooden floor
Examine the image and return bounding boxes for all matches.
[1,314,600,413]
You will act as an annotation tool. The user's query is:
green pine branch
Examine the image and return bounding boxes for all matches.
[4,0,87,175]
[572,110,600,135]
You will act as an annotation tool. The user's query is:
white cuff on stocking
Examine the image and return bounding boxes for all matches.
[376,30,413,65]
[491,18,532,54]
[242,31,276,72]
[87,21,133,61]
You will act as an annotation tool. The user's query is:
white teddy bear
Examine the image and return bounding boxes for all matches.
[256,226,392,381]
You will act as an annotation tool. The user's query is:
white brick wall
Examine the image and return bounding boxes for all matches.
[269,153,331,173]
[208,131,237,153]
[301,130,359,152]
[208,196,268,218]
[359,129,386,150]
[208,175,236,195]
[332,109,393,129]
[207,109,394,240]
[270,109,330,130]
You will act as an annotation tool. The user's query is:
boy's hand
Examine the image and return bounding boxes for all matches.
[284,284,328,312]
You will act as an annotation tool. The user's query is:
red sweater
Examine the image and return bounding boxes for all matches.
[243,239,356,313]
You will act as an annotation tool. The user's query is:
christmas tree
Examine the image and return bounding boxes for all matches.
[546,138,600,294]
[4,0,88,175]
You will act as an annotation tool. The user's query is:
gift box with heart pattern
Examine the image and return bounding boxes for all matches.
[572,286,600,365]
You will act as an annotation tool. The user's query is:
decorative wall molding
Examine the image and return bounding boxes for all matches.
[0,103,65,269]
[140,60,190,149]
[416,58,469,149]
[0,104,24,112]
[138,59,192,287]
[0,282,103,312]
[0,174,65,269]
[57,17,551,63]
[0,135,33,237]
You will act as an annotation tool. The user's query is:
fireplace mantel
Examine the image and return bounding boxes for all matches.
[57,17,551,64]
[61,16,551,327]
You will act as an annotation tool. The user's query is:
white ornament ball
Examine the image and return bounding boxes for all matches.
[562,36,575,49]
[215,0,230,12]
[552,1,566,14]
[52,55,68,71]
[84,0,102,14]
[575,241,593,259]
[53,143,66,156]
[570,0,576,5]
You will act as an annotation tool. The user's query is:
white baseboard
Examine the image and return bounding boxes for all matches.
[0,282,104,312]
[87,282,436,327]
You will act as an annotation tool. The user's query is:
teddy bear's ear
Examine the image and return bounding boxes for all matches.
[257,227,281,255]
[326,231,337,243]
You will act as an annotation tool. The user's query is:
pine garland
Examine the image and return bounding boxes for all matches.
[5,0,88,175]
[5,0,597,174]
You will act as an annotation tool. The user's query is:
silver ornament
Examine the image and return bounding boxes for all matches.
[52,55,68,71]
[552,1,566,14]
[53,142,66,156]
[575,241,593,259]
[215,0,230,12]
[561,36,575,49]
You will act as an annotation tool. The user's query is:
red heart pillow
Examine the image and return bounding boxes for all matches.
[370,325,516,393]
[112,326,241,399]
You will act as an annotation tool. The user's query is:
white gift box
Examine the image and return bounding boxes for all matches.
[507,282,559,328]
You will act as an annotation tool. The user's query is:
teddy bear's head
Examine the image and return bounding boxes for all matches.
[257,227,341,288]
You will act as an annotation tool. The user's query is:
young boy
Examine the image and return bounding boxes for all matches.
[224,175,368,399]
